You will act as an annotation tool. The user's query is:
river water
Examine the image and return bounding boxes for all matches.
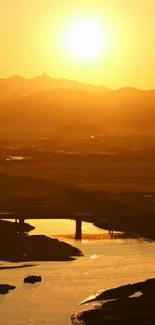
[1,220,155,325]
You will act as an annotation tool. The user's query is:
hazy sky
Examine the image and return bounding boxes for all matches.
[0,0,155,89]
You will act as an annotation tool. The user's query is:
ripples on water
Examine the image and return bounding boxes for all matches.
[1,221,155,325]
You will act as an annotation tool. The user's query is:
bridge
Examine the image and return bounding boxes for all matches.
[0,212,108,240]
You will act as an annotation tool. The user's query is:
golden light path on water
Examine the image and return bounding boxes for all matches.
[30,219,107,239]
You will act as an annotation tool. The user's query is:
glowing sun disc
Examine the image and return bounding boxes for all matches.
[64,18,109,61]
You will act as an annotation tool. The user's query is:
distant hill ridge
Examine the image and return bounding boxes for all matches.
[0,74,155,135]
[0,74,109,100]
[1,74,154,95]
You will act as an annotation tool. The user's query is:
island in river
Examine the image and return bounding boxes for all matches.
[0,220,82,262]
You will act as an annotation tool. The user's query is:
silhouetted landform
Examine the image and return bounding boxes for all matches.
[1,75,155,135]
[1,172,155,241]
[0,232,82,262]
[0,172,153,221]
[0,74,109,100]
[71,278,155,325]
[0,263,38,270]
[94,216,155,242]
[0,173,126,219]
[0,284,15,295]
[1,135,155,243]
[0,219,34,233]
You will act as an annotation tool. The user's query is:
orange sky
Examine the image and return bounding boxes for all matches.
[0,0,155,89]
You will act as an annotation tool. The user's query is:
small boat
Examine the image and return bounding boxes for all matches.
[24,275,42,284]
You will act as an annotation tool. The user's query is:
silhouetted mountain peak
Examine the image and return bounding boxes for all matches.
[33,73,52,81]
[8,75,25,82]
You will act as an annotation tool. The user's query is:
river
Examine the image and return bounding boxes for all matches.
[1,220,155,325]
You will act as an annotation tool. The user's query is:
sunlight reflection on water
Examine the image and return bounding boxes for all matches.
[30,219,107,237]
[90,254,102,259]
[6,156,32,161]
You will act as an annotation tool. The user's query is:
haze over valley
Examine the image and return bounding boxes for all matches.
[1,75,155,135]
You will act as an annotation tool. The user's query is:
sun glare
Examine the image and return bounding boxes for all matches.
[63,18,110,62]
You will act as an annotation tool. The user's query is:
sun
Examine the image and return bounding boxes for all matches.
[63,18,109,62]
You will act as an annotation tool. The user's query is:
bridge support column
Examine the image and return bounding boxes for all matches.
[19,218,24,224]
[18,218,25,235]
[75,219,82,240]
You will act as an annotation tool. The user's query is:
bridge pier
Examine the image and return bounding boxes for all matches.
[109,229,114,238]
[19,218,24,225]
[75,219,82,240]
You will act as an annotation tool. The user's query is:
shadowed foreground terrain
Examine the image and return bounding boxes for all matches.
[1,136,155,255]
[71,278,155,325]
[1,171,155,241]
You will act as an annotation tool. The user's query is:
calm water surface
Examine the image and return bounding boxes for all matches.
[1,220,155,325]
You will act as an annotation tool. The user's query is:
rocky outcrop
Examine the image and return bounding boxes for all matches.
[71,278,155,325]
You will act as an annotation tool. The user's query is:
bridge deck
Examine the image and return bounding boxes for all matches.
[0,213,95,222]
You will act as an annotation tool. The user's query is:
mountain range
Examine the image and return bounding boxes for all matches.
[0,74,155,135]
[0,74,109,101]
